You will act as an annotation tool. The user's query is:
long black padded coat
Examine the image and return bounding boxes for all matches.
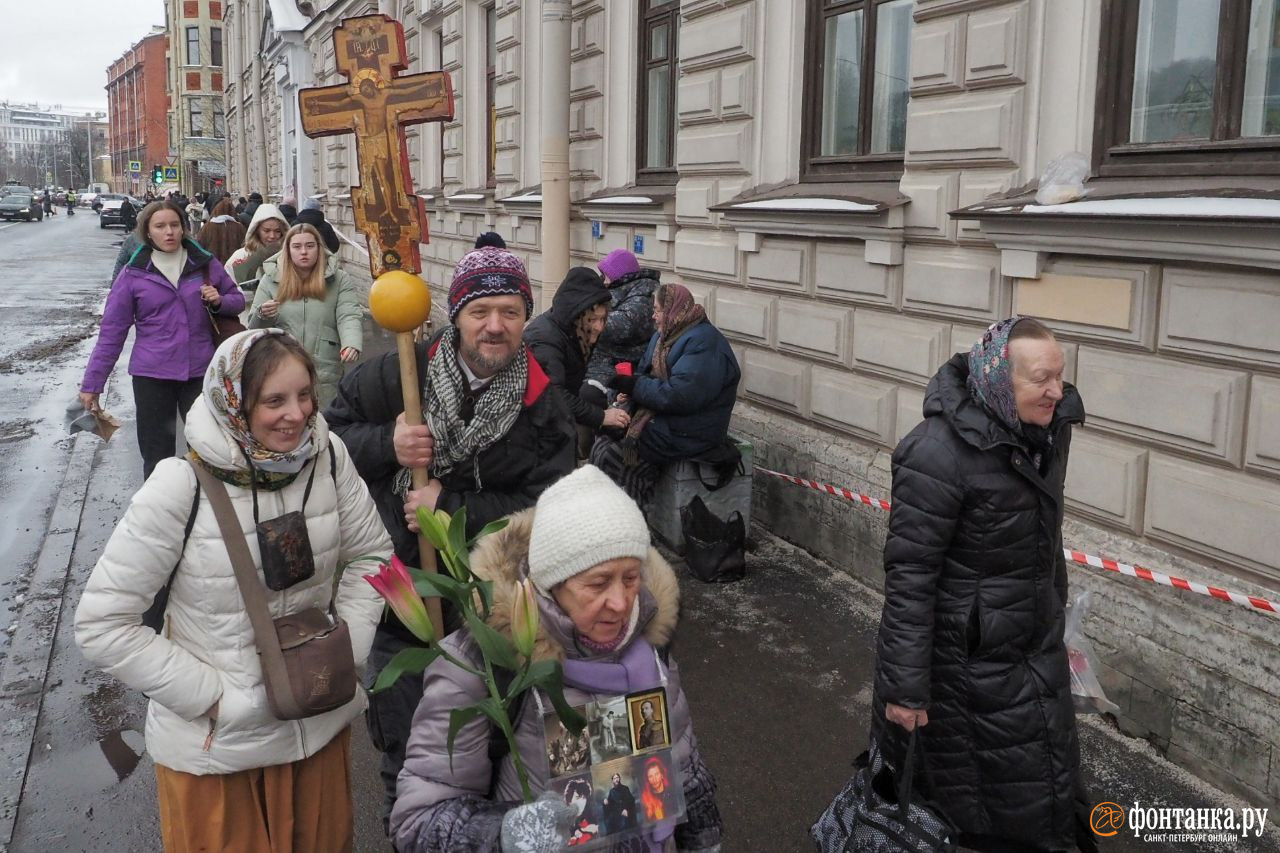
[872,352,1086,851]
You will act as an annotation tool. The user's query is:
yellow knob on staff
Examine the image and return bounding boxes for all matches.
[367,268,443,639]
[369,270,433,333]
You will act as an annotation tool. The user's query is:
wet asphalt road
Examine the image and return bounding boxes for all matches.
[0,209,116,663]
[2,214,1277,851]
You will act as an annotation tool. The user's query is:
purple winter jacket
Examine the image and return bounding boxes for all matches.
[81,237,246,394]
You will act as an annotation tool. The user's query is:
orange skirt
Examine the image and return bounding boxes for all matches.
[154,727,353,853]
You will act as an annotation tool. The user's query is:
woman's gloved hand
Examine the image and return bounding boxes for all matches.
[500,792,575,853]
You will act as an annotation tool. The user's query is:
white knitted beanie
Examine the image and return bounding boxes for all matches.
[528,466,651,593]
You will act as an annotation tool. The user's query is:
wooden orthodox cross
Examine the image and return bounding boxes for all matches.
[300,15,455,637]
[299,14,454,276]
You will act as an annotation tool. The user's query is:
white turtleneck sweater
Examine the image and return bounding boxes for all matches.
[151,246,188,289]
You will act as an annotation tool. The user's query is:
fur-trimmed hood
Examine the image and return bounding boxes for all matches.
[468,507,679,663]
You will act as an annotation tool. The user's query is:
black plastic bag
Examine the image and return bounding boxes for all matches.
[679,495,745,583]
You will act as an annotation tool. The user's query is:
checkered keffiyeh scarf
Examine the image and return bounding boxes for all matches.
[393,325,528,495]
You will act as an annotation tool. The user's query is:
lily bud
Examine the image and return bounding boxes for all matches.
[511,578,539,658]
[365,555,435,645]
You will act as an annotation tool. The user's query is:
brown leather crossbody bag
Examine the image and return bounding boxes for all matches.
[192,456,357,721]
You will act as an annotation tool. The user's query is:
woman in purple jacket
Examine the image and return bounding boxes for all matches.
[79,200,246,478]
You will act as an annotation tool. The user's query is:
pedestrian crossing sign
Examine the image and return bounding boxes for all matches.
[128,160,142,174]
[163,166,179,182]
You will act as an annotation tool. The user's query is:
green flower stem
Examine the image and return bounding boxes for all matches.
[436,646,486,680]
[483,654,534,803]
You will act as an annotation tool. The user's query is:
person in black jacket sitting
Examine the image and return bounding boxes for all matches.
[873,316,1093,853]
[524,267,631,457]
[590,282,740,510]
[323,246,576,834]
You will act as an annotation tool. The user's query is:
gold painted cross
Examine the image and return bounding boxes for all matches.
[299,15,454,276]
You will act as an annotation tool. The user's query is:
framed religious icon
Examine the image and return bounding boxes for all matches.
[626,688,670,752]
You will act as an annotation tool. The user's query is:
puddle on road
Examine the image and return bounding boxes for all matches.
[97,728,146,782]
[40,728,147,797]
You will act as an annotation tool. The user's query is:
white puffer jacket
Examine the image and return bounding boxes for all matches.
[74,397,391,775]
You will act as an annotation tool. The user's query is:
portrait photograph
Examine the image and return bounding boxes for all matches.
[626,688,670,752]
[543,706,591,778]
[555,773,604,848]
[587,696,632,764]
[591,758,640,837]
[632,750,685,826]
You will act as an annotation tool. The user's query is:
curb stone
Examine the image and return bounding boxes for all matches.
[0,431,98,851]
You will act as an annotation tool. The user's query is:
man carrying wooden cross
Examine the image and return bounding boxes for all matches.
[301,15,575,827]
[326,249,576,829]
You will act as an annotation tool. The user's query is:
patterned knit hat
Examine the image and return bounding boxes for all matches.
[448,247,533,322]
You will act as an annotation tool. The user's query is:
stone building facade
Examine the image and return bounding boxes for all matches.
[236,0,1280,803]
[106,28,172,196]
[165,0,229,194]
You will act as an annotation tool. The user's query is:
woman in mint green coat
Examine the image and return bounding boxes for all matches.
[249,222,363,407]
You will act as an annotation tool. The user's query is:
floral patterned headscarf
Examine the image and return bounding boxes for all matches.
[966,316,1024,435]
[202,329,317,474]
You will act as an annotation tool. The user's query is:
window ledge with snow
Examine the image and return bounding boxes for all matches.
[953,192,1280,276]
[713,184,909,264]
[574,188,675,231]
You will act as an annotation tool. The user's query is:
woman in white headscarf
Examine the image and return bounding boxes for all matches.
[75,329,391,853]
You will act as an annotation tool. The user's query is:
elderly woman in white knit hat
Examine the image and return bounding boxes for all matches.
[390,465,723,853]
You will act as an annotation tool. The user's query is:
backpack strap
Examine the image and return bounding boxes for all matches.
[164,464,201,596]
[142,462,200,632]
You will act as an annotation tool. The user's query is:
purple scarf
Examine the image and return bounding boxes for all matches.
[561,637,661,695]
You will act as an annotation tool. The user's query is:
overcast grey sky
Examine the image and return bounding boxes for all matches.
[0,1,167,112]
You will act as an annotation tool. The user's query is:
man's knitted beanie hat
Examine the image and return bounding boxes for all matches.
[448,247,533,322]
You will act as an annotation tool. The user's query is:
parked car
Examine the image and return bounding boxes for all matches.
[77,189,98,208]
[0,193,44,221]
[98,194,140,229]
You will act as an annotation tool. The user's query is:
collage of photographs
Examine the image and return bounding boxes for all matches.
[541,687,687,849]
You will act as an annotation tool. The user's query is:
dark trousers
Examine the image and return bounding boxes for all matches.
[363,627,426,836]
[132,375,202,479]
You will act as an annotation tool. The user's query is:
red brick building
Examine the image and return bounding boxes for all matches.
[106,28,170,195]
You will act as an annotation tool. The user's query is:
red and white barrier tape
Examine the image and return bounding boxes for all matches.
[755,466,1279,618]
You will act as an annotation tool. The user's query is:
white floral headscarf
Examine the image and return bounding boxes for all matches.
[202,329,317,474]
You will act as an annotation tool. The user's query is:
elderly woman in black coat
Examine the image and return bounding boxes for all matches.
[873,316,1092,853]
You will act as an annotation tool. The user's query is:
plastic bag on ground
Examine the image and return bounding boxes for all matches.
[1065,591,1119,715]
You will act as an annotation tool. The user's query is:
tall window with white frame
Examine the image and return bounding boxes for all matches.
[801,0,913,181]
[189,100,203,138]
[637,0,679,184]
[486,6,497,189]
[186,26,200,65]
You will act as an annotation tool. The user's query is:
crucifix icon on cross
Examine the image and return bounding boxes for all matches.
[299,15,455,277]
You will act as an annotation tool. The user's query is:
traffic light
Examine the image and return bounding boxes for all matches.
[152,165,163,186]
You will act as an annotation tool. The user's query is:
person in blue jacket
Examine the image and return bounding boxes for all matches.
[591,282,740,509]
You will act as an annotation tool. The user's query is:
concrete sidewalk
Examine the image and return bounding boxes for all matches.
[4,359,1278,851]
